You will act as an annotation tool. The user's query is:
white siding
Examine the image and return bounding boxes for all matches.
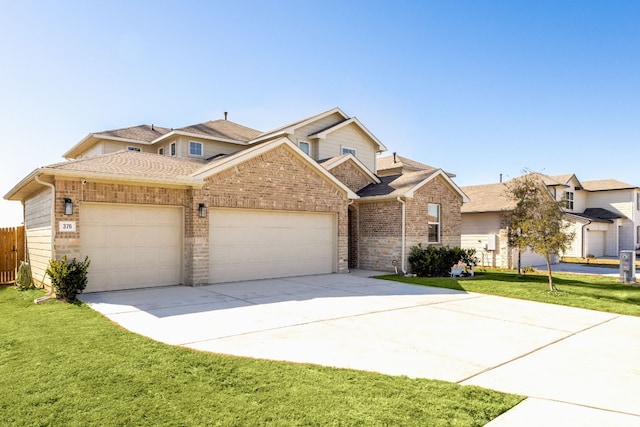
[461,213,505,267]
[177,136,244,159]
[461,212,501,234]
[293,113,344,143]
[318,125,377,173]
[80,142,105,158]
[564,222,583,258]
[102,140,153,154]
[24,188,53,286]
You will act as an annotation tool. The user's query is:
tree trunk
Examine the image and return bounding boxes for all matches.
[545,255,557,291]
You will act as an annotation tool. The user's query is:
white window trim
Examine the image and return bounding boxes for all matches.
[565,191,574,210]
[170,142,176,157]
[427,203,440,244]
[127,146,141,152]
[298,141,310,155]
[189,141,203,157]
[341,146,356,156]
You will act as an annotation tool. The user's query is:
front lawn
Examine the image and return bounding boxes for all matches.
[0,287,522,426]
[381,270,640,316]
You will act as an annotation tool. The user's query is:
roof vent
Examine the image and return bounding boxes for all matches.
[151,124,155,131]
[224,111,228,120]
[393,152,397,163]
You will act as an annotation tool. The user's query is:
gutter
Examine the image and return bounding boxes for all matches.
[397,196,407,274]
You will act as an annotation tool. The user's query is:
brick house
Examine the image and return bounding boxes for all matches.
[5,108,467,292]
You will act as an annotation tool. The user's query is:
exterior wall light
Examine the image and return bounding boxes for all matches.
[64,198,73,215]
[198,203,207,218]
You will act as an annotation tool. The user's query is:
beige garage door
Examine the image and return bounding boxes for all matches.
[80,204,182,292]
[209,209,336,283]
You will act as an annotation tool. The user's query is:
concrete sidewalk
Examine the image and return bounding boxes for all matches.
[81,273,640,426]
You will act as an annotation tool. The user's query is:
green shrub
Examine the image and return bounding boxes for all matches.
[408,244,477,277]
[45,255,90,302]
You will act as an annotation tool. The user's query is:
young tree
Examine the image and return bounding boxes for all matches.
[506,173,575,291]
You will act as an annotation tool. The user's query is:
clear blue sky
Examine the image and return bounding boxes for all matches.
[1,0,639,226]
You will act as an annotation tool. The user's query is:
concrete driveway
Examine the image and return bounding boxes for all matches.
[81,273,640,426]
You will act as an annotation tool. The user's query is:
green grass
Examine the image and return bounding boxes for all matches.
[380,270,640,316]
[0,286,522,426]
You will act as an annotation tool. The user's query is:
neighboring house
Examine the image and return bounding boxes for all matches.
[5,108,467,292]
[461,173,640,268]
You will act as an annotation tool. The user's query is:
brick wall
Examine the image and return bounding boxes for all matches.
[406,176,463,248]
[354,175,463,272]
[328,160,373,192]
[357,200,402,271]
[202,145,349,280]
[50,145,351,287]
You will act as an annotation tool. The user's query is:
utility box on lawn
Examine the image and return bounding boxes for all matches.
[619,250,636,284]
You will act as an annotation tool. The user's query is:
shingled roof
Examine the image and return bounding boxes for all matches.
[460,182,512,213]
[93,124,172,142]
[47,150,207,182]
[376,154,455,177]
[176,120,262,142]
[581,179,638,191]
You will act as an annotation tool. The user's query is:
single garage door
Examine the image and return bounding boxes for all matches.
[209,209,336,283]
[80,204,182,292]
[587,230,605,258]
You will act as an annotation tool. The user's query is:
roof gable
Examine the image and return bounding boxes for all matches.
[320,154,380,185]
[308,117,387,152]
[193,137,358,199]
[250,107,349,144]
[358,169,468,202]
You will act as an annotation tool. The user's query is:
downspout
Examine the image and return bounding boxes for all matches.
[397,197,407,274]
[34,175,56,300]
[581,220,591,258]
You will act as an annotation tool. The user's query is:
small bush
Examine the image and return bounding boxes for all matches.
[15,261,34,290]
[408,244,477,277]
[45,255,90,302]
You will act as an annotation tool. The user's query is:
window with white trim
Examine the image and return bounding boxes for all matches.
[342,147,356,156]
[158,147,164,155]
[427,203,440,243]
[189,141,203,156]
[127,146,141,152]
[565,191,574,210]
[170,142,176,157]
[298,141,310,155]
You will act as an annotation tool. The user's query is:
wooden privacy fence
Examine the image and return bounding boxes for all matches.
[0,226,25,284]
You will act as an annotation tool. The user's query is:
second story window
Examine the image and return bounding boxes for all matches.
[342,147,356,156]
[170,142,176,157]
[127,146,141,152]
[299,141,310,155]
[427,203,440,243]
[189,141,203,156]
[565,191,574,210]
[158,147,164,155]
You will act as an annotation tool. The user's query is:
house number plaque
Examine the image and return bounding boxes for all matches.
[59,221,77,232]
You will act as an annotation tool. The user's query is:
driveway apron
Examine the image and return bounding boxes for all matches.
[81,273,640,426]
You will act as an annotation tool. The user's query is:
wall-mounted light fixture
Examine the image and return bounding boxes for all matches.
[64,198,73,215]
[198,203,207,218]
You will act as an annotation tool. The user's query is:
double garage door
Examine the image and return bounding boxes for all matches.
[81,204,183,292]
[209,209,336,284]
[81,204,336,291]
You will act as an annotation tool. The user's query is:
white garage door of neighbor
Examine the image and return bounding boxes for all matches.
[80,204,182,292]
[587,230,606,257]
[210,209,336,283]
